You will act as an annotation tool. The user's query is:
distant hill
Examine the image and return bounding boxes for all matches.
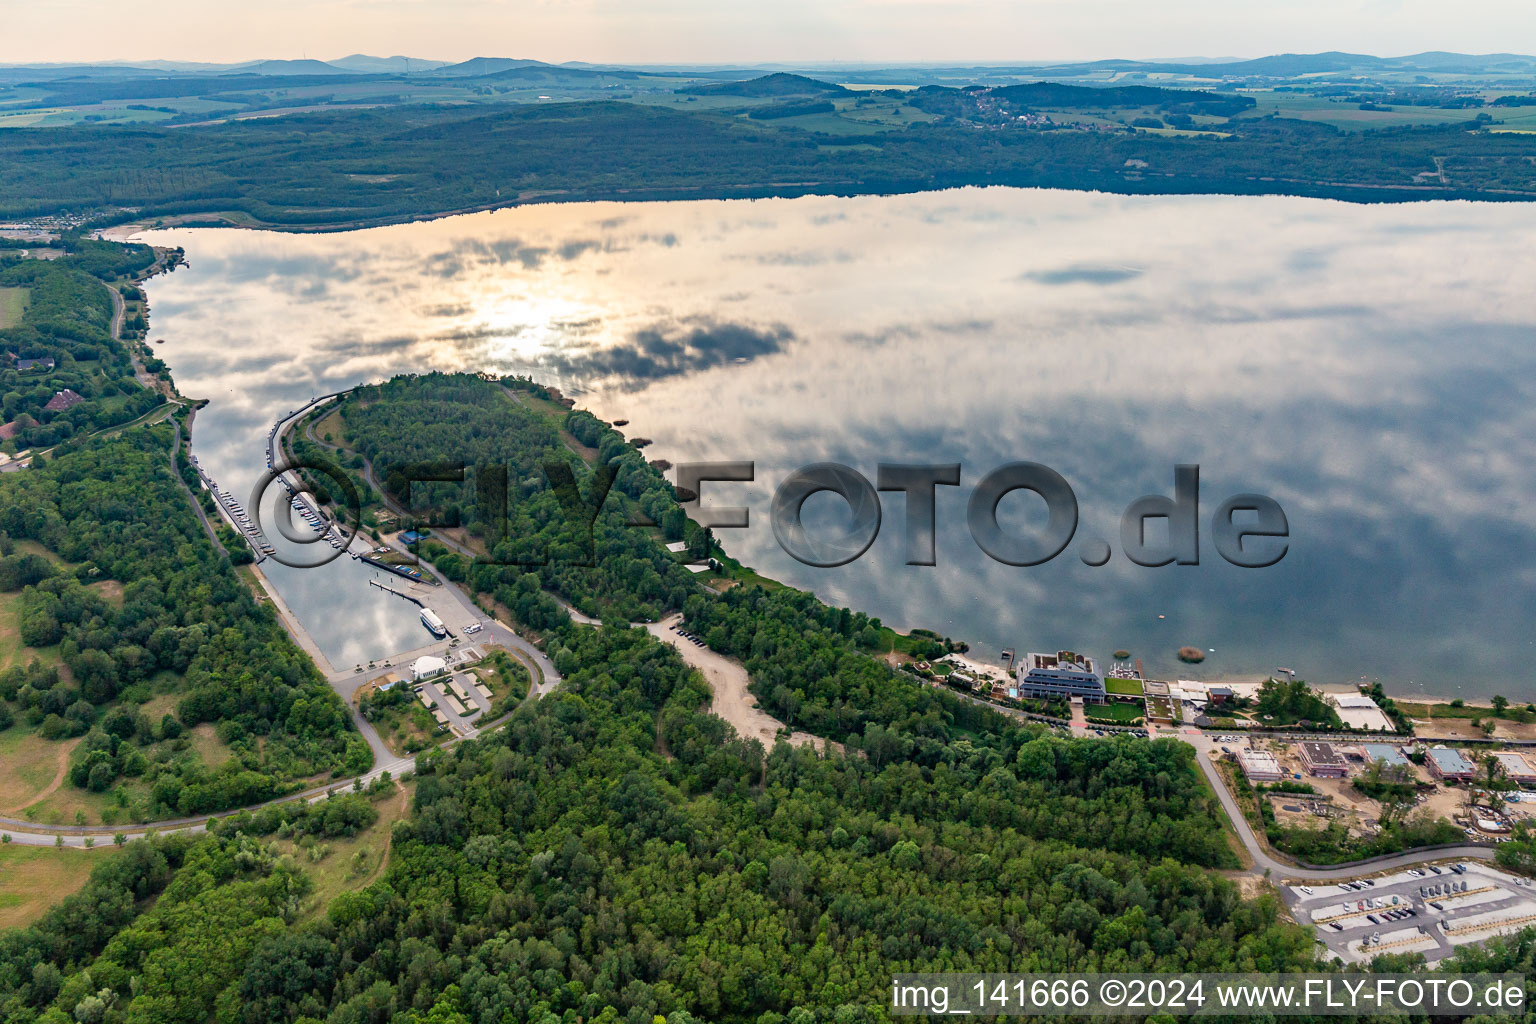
[328,54,448,73]
[427,57,552,77]
[678,73,849,97]
[1037,50,1536,79]
[476,65,645,83]
[229,59,358,76]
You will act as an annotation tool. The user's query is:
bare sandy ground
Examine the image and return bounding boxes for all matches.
[647,615,836,753]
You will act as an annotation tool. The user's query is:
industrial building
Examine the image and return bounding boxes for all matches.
[1494,752,1536,786]
[1426,746,1476,782]
[1362,743,1410,769]
[1237,749,1283,781]
[1299,741,1347,777]
[1016,650,1106,703]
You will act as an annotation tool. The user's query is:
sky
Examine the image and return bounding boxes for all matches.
[3,0,1535,66]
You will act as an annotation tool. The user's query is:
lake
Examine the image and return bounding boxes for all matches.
[139,187,1536,696]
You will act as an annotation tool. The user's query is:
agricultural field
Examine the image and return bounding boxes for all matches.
[1235,91,1536,132]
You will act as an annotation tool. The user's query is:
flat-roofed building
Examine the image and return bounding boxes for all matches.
[1362,743,1409,769]
[1426,746,1476,781]
[1300,741,1347,777]
[1328,692,1396,732]
[1016,650,1106,703]
[1494,752,1536,785]
[1237,749,1283,782]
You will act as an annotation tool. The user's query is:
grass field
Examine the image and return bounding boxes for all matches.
[0,843,117,929]
[1105,676,1145,697]
[0,725,78,813]
[0,286,27,328]
[1397,701,1533,722]
[312,406,347,445]
[279,781,415,923]
[1087,701,1146,724]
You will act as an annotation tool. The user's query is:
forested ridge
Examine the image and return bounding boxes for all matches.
[333,374,1021,749]
[339,374,701,624]
[2,101,1535,230]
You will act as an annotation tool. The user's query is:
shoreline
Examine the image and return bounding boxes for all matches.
[82,173,1536,245]
[98,221,1528,715]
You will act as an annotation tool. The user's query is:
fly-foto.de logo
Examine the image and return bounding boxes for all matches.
[254,459,1287,571]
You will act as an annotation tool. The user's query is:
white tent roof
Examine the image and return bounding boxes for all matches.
[412,655,447,678]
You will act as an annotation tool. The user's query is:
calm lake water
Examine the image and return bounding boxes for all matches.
[139,188,1536,696]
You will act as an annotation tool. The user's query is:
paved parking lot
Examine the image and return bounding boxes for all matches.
[1285,861,1536,964]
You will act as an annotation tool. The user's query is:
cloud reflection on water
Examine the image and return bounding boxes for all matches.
[142,188,1536,693]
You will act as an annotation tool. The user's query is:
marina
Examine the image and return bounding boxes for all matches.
[188,454,274,560]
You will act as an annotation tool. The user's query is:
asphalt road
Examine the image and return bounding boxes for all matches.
[1185,732,1497,880]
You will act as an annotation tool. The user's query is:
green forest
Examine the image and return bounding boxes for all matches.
[0,426,364,819]
[1,618,1317,1024]
[0,239,163,451]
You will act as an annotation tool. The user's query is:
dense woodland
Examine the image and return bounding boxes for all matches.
[335,374,701,624]
[0,426,363,818]
[0,239,162,450]
[1,621,1323,1024]
[1,98,1535,230]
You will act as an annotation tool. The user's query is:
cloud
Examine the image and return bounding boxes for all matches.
[544,317,792,385]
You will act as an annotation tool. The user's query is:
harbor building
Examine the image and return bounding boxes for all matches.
[1015,650,1106,703]
[1361,743,1409,769]
[412,655,447,680]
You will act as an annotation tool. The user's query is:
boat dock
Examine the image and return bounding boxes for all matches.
[357,552,437,585]
[189,457,274,562]
[368,577,426,607]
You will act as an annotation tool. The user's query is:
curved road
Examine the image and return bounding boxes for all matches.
[1190,740,1497,880]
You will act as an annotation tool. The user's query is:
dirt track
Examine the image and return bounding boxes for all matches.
[647,615,834,753]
